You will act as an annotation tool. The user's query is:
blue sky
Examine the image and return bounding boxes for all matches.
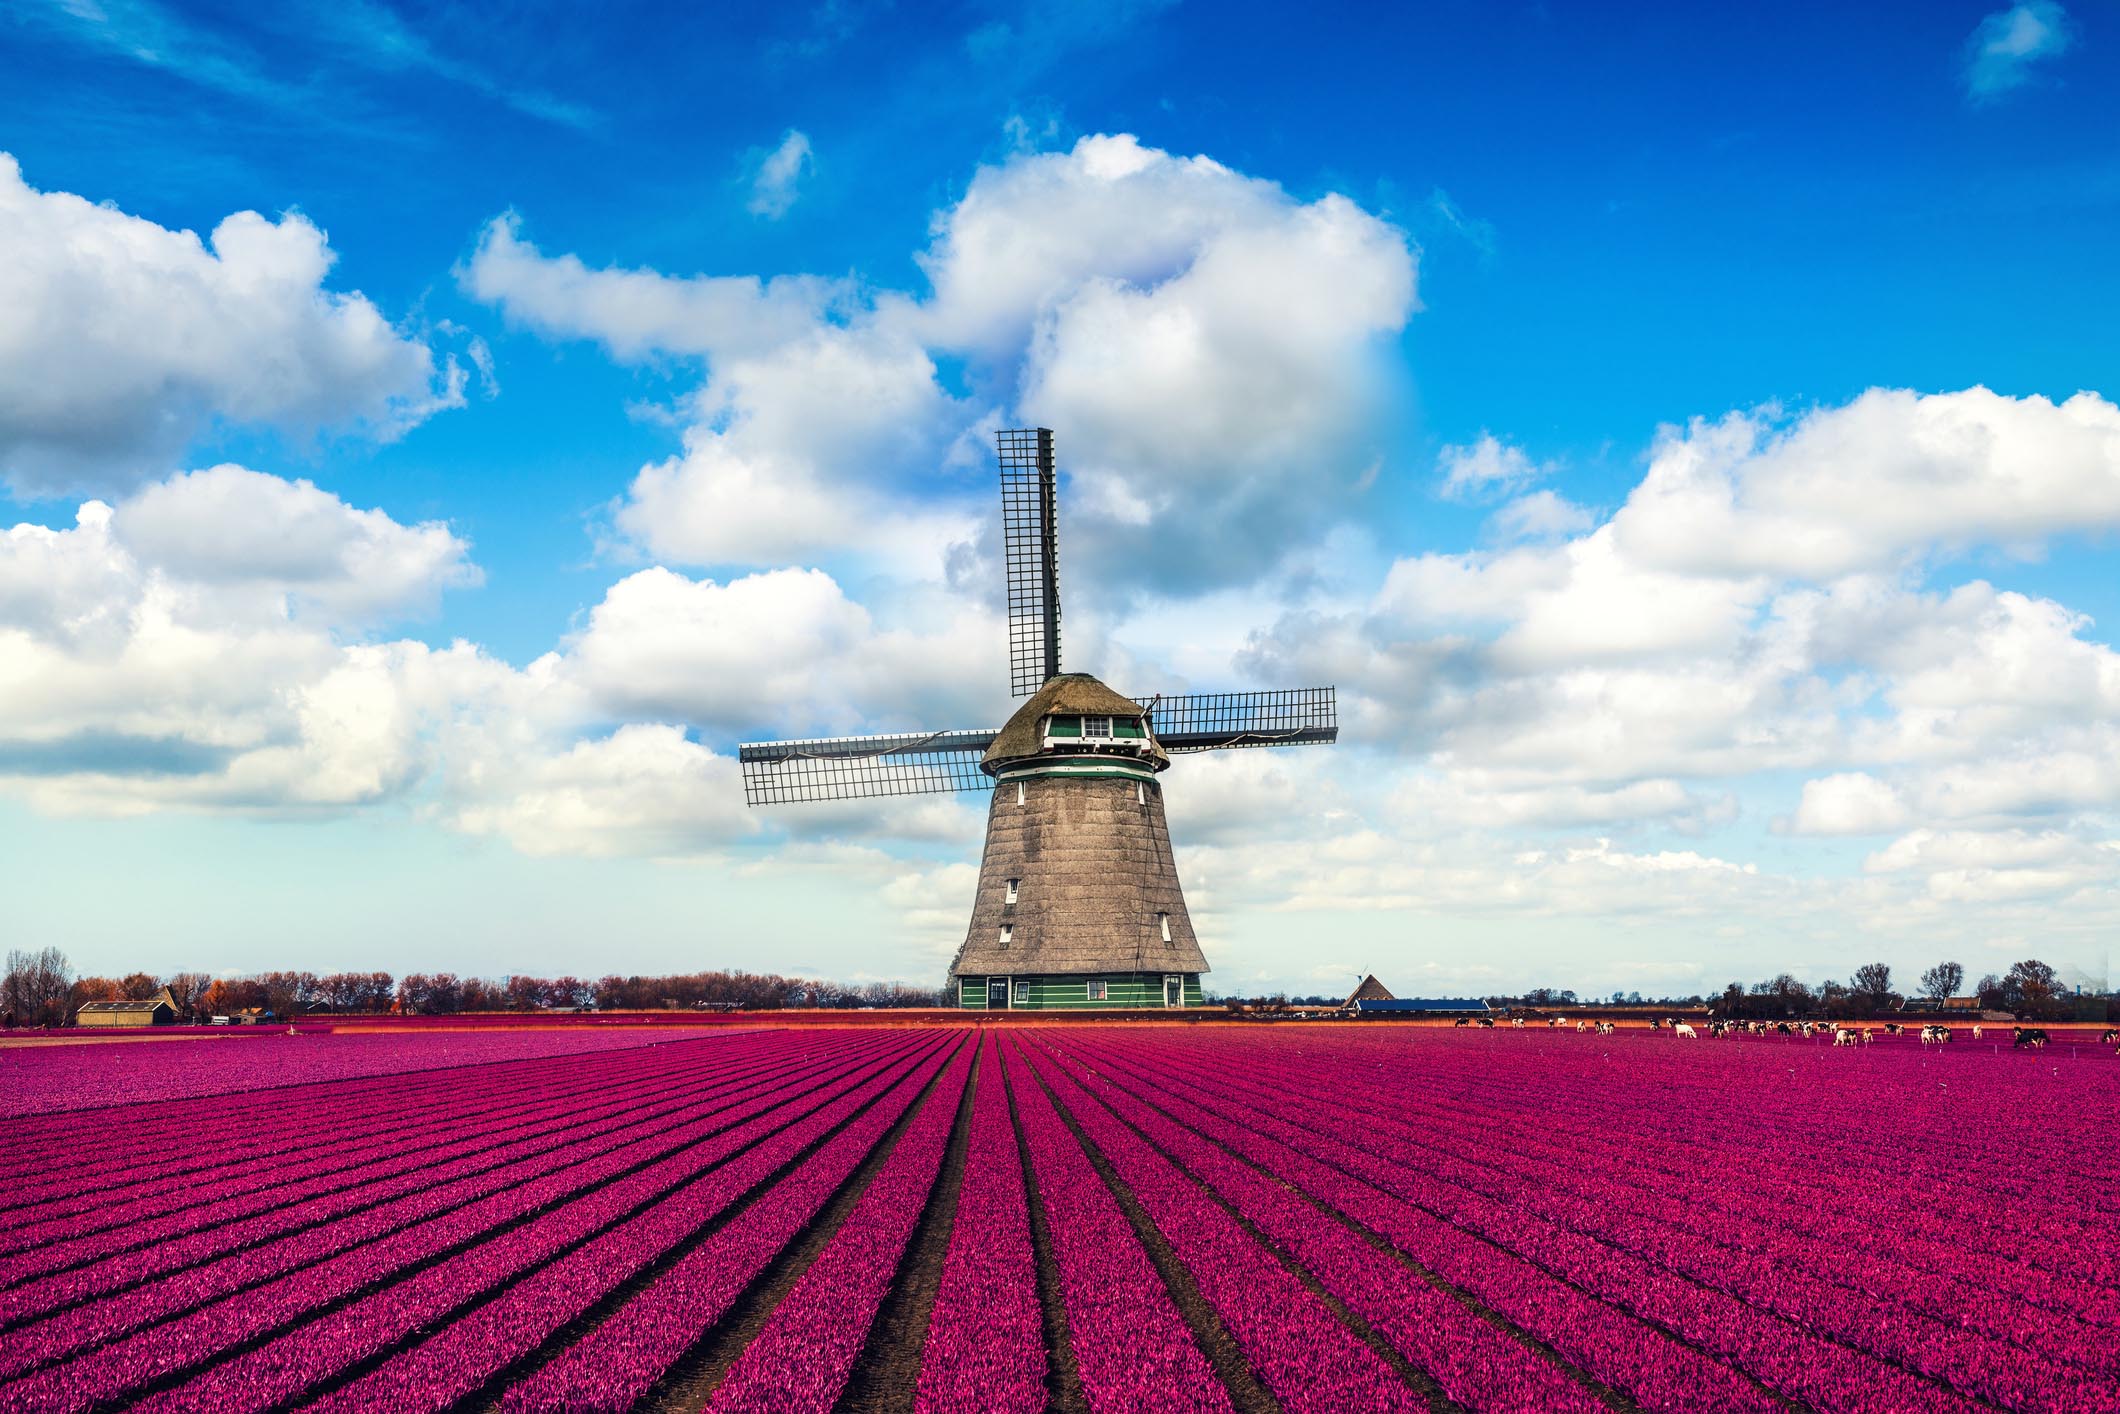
[1,0,2114,996]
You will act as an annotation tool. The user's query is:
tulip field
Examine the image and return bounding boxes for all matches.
[1,1024,2114,1412]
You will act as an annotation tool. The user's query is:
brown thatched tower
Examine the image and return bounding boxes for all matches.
[947,674,1209,1010]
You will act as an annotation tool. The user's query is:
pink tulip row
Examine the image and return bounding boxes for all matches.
[1320,1041,2120,1291]
[1017,1038,1452,1414]
[496,1036,969,1414]
[142,1034,955,1414]
[914,1034,1044,1414]
[0,1033,869,1335]
[1091,1029,2120,1414]
[705,1038,976,1412]
[0,1034,798,1291]
[1041,1034,1694,1412]
[0,1033,918,1410]
[1061,1031,1846,1413]
[1159,1035,2120,1404]
[1136,1040,1994,1413]
[1,1028,761,1216]
[1003,1034,1232,1412]
[0,1025,729,1120]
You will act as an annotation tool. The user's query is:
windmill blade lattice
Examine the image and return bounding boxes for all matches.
[999,428,1061,696]
[1135,688,1338,752]
[737,729,998,805]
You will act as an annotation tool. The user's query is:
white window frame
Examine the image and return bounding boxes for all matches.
[1005,878,1019,905]
[1164,974,1185,1008]
[1016,781,1025,805]
[1158,911,1172,943]
[1013,979,1031,1006]
[987,975,1011,1010]
[1082,715,1112,739]
[999,923,1013,947]
[1087,979,1108,1001]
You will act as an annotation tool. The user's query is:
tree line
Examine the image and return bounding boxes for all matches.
[1708,958,2089,1022]
[0,947,943,1027]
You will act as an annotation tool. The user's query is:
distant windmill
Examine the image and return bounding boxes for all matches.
[739,429,1339,1010]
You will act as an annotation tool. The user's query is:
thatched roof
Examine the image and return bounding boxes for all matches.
[951,773,1207,978]
[1345,974,1395,1007]
[982,673,1168,772]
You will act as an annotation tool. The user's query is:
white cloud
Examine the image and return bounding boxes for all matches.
[0,154,458,495]
[1789,773,1910,836]
[1491,490,1594,542]
[1615,388,2120,580]
[471,132,1417,589]
[113,464,479,623]
[560,565,996,735]
[0,471,484,815]
[1964,2,2076,102]
[443,725,755,858]
[747,130,814,219]
[1438,434,1548,501]
[461,215,840,362]
[612,324,974,570]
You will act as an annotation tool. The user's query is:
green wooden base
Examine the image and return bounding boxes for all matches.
[955,972,1204,1010]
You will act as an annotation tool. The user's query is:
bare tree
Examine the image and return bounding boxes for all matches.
[1919,961,1964,1002]
[1850,962,1895,1009]
[3,947,75,1028]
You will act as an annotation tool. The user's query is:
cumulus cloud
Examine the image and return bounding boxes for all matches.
[468,132,1418,589]
[461,215,840,362]
[1438,434,1548,501]
[1963,2,2076,102]
[1615,389,2120,580]
[1789,773,1910,836]
[747,130,814,218]
[0,155,458,495]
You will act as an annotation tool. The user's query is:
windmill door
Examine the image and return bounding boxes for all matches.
[1164,975,1183,1008]
[987,977,1011,1010]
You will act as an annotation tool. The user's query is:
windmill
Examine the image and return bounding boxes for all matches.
[739,429,1338,1010]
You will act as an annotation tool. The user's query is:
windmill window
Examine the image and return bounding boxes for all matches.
[999,924,1013,947]
[1137,781,1146,805]
[1159,912,1173,943]
[1083,715,1112,739]
[1016,781,1025,805]
[1014,980,1030,1004]
[1005,878,1019,905]
[1087,980,1108,1001]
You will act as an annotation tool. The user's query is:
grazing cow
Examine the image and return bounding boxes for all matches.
[1576,1020,1588,1032]
[1920,1025,1954,1045]
[1511,1017,1525,1029]
[2101,1028,2118,1044]
[1477,1017,1495,1029]
[1884,1022,1902,1036]
[1595,1021,1615,1035]
[1673,1022,1698,1039]
[2014,1028,2049,1050]
[1454,1017,1469,1028]
[1833,1029,1857,1047]
[1862,1028,1874,1045]
[1972,1025,1983,1040]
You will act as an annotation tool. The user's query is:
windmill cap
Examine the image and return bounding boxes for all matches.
[982,673,1170,773]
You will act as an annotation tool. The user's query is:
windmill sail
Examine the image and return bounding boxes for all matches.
[738,728,998,805]
[1137,688,1338,752]
[999,428,1061,696]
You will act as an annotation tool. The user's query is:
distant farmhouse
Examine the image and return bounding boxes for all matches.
[76,988,179,1028]
[1341,977,1490,1016]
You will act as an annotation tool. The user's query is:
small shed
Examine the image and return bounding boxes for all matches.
[1343,975,1396,1008]
[1351,997,1491,1016]
[232,1007,279,1025]
[76,996,178,1028]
